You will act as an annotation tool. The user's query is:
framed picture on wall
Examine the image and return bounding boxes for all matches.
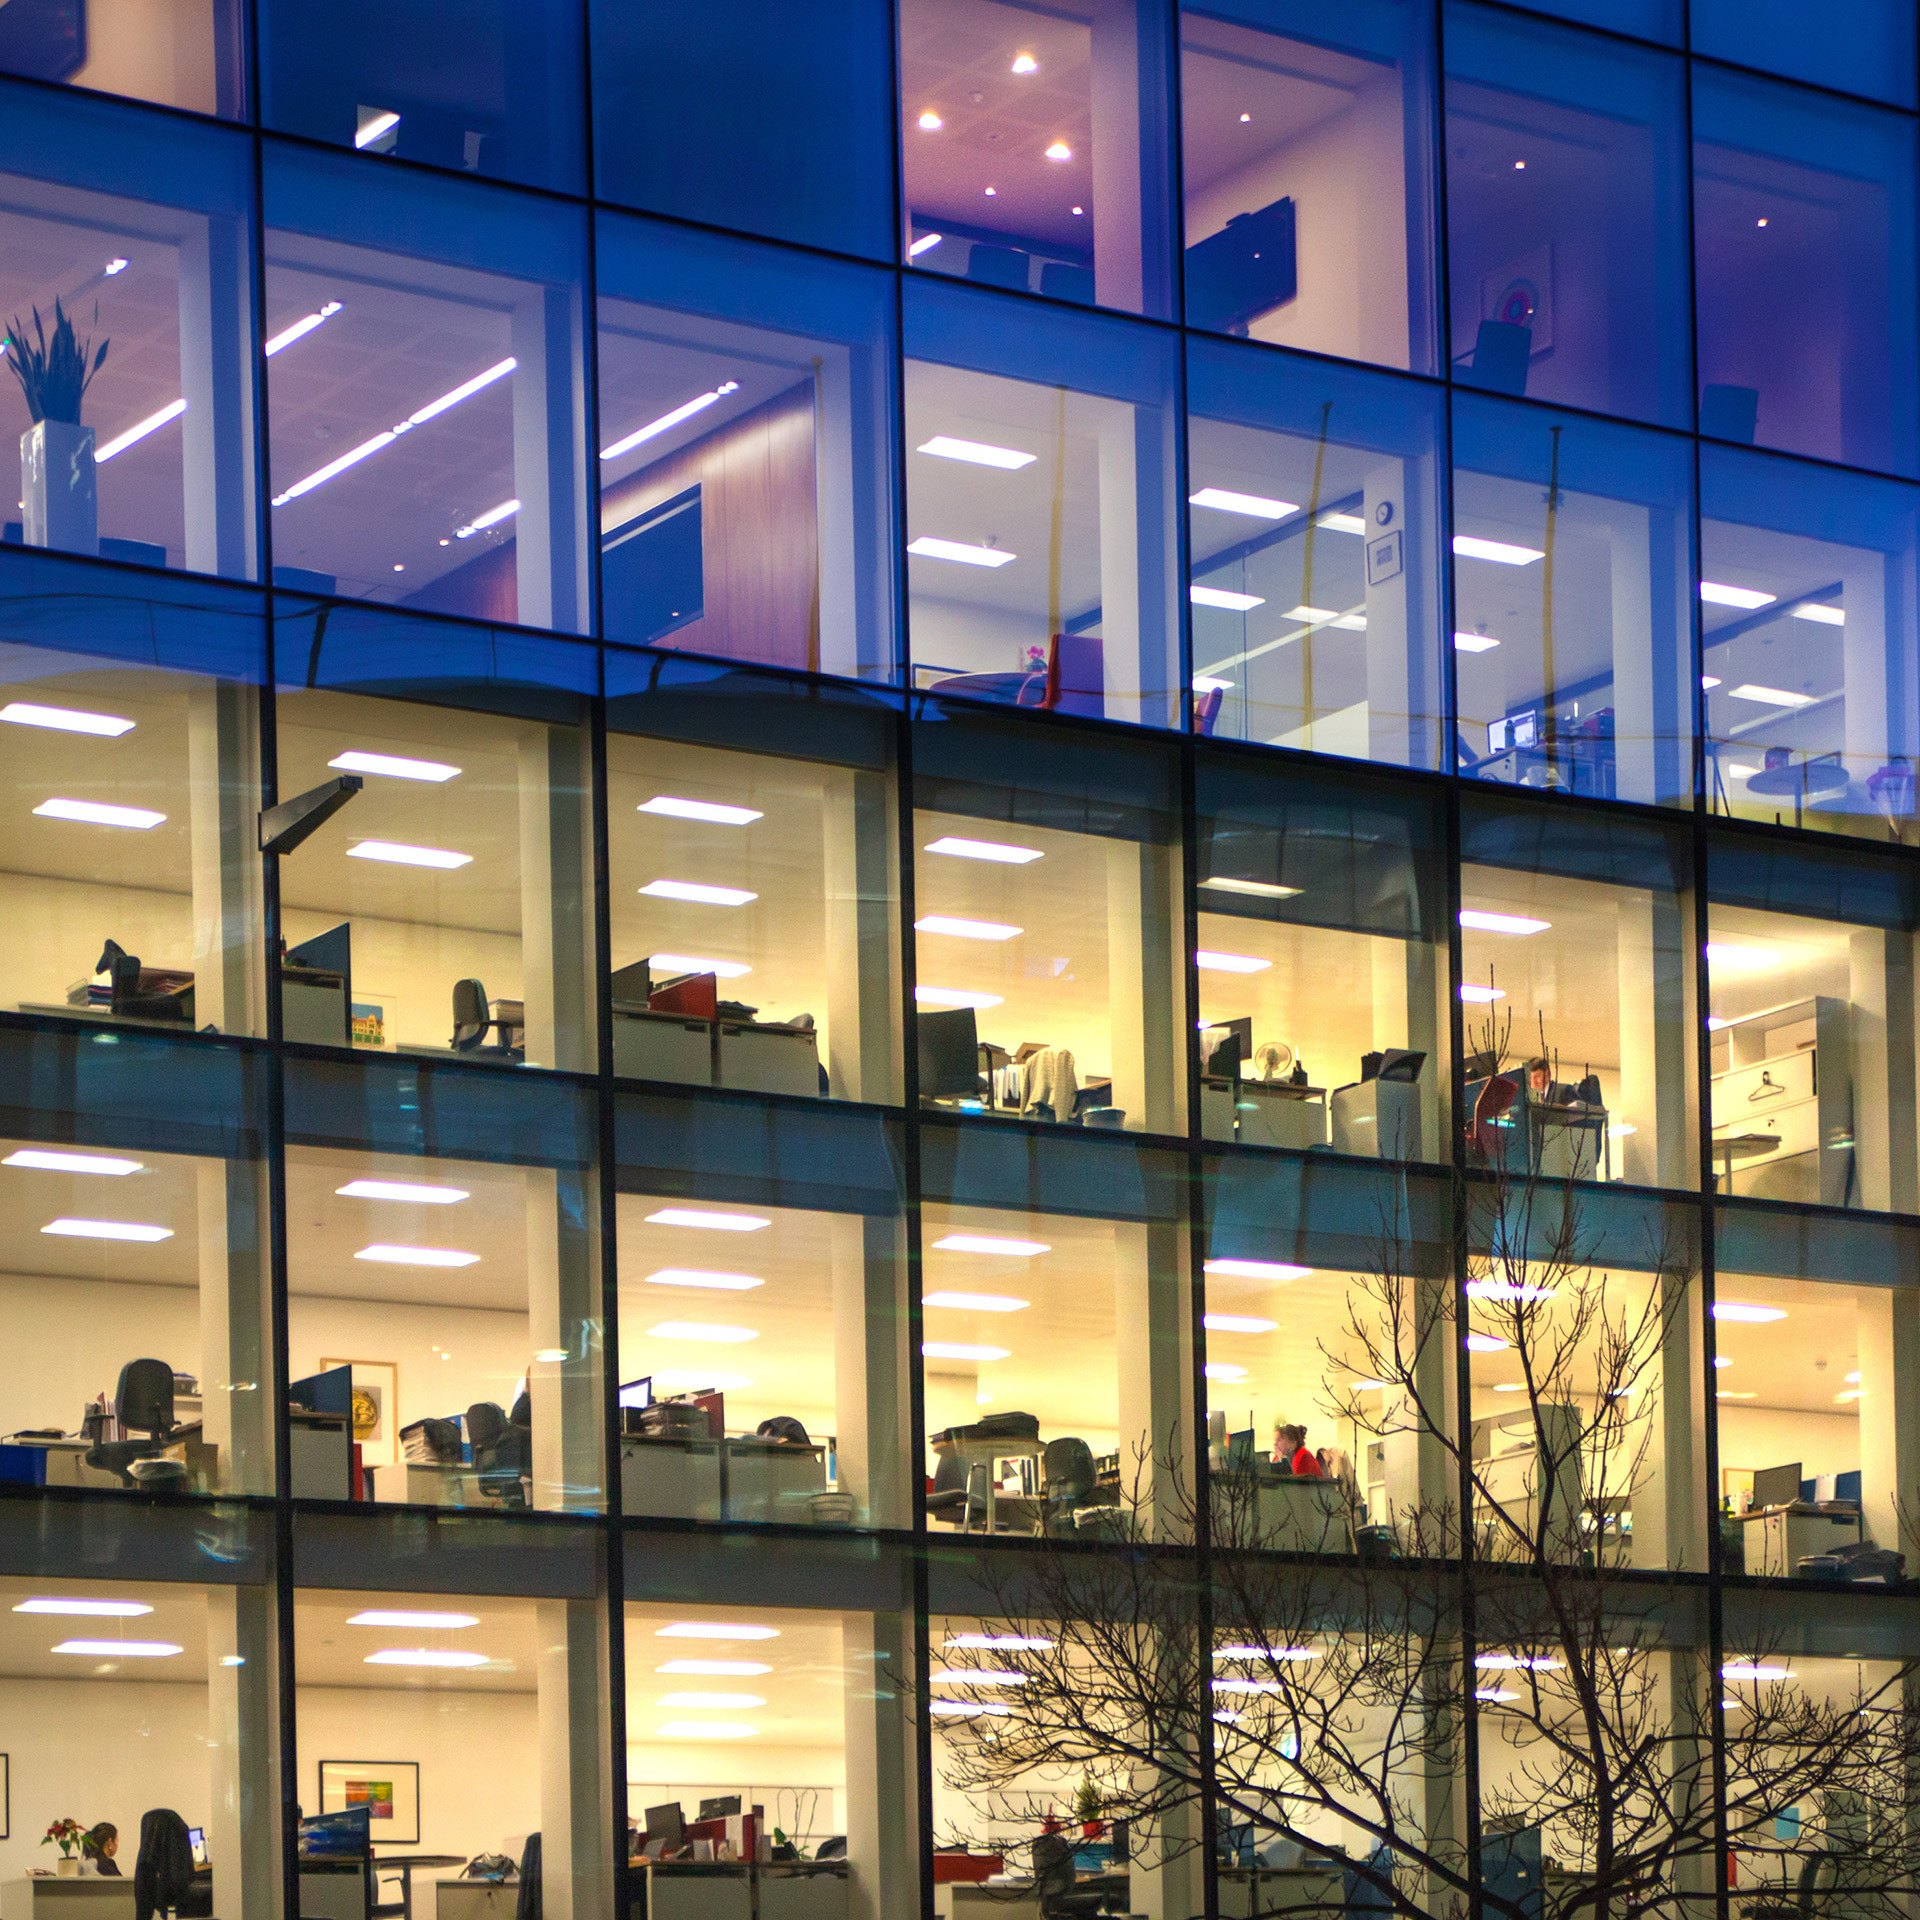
[319,1760,419,1847]
[320,1359,398,1468]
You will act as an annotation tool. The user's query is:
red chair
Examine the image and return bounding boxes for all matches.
[1466,1073,1519,1164]
[1038,631,1106,719]
[1195,685,1225,735]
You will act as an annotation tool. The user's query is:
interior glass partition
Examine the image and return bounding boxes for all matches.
[1178,0,1439,373]
[262,147,590,627]
[1193,746,1447,1160]
[0,83,257,577]
[1700,448,1920,848]
[1458,796,1696,1193]
[594,213,899,684]
[898,0,1177,318]
[911,705,1184,1137]
[283,1054,605,1517]
[1186,336,1445,767]
[904,279,1181,730]
[1452,396,1694,808]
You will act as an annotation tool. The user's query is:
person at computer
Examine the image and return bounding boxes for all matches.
[82,1825,120,1875]
[1272,1422,1323,1477]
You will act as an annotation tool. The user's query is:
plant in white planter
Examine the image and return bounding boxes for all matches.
[4,299,109,557]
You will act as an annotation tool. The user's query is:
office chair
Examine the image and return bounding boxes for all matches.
[450,978,524,1059]
[469,1397,532,1507]
[1195,685,1225,736]
[1031,1832,1128,1917]
[926,1449,985,1531]
[133,1808,210,1920]
[1466,1074,1519,1166]
[1041,631,1106,720]
[756,1415,811,1447]
[1469,319,1532,396]
[86,1359,186,1488]
[1742,1849,1835,1920]
[1042,1437,1096,1537]
[515,1833,542,1920]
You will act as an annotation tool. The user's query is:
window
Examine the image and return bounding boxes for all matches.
[1691,0,1915,110]
[0,84,257,576]
[1700,448,1920,848]
[613,1091,911,1530]
[595,215,899,683]
[272,605,597,1074]
[591,0,895,262]
[0,0,243,115]
[1187,336,1445,766]
[262,147,590,627]
[1179,0,1439,372]
[1452,397,1695,808]
[1444,7,1690,428]
[1459,797,1696,1193]
[1693,70,1919,477]
[912,708,1184,1137]
[284,1055,605,1517]
[606,659,902,1107]
[1193,749,1448,1160]
[0,554,265,1035]
[1705,833,1919,1216]
[258,0,585,193]
[905,281,1180,729]
[900,0,1176,317]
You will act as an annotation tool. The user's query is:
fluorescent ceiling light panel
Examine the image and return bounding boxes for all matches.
[656,1622,780,1641]
[1722,1662,1792,1682]
[908,233,943,257]
[329,751,461,783]
[1453,535,1544,565]
[365,1648,489,1669]
[932,1232,1049,1257]
[335,1179,469,1205]
[925,835,1042,864]
[649,953,753,981]
[95,398,186,464]
[601,382,740,462]
[917,435,1037,470]
[1189,487,1297,520]
[5,1149,141,1176]
[1459,984,1505,1004]
[1711,1302,1787,1323]
[1200,876,1299,900]
[15,1598,152,1617]
[453,499,518,541]
[406,357,518,427]
[34,798,165,829]
[1699,582,1775,610]
[1191,585,1265,611]
[1453,631,1501,653]
[644,1269,764,1292]
[354,1243,480,1268]
[660,1691,765,1709]
[1204,1314,1278,1334]
[947,1632,1052,1650]
[1287,605,1340,623]
[0,701,135,737]
[1319,512,1367,534]
[347,1610,478,1630]
[43,1218,171,1243]
[656,1720,758,1739]
[640,795,764,826]
[1476,1653,1561,1671]
[347,840,472,870]
[1466,1279,1555,1303]
[1726,684,1816,709]
[929,1700,1015,1719]
[915,987,1004,1009]
[53,1639,181,1658]
[641,879,757,906]
[645,1208,768,1232]
[923,1341,1011,1362]
[1459,909,1550,936]
[1204,1257,1311,1282]
[354,109,401,148]
[1465,1333,1509,1352]
[1791,603,1844,626]
[928,1669,1027,1686]
[1215,1645,1315,1661]
[1194,950,1271,974]
[1204,1362,1249,1381]
[1192,675,1234,693]
[263,300,342,357]
[908,536,1017,568]
[916,914,1021,941]
[648,1322,758,1344]
[658,1658,772,1676]
[923,1291,1029,1313]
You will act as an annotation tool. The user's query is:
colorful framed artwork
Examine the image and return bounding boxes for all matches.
[320,1359,399,1469]
[319,1760,419,1847]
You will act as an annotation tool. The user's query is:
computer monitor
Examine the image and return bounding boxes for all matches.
[609,959,652,1005]
[698,1796,742,1821]
[917,1005,981,1101]
[1752,1462,1803,1510]
[644,1803,686,1853]
[298,1806,371,1858]
[618,1378,653,1411]
[1201,1017,1252,1081]
[188,1828,206,1867]
[1376,1048,1426,1083]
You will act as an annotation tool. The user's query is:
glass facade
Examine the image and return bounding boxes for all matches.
[6,7,1920,1915]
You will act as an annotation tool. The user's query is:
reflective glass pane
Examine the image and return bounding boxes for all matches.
[1692,0,1916,110]
[1180,0,1439,373]
[1444,6,1689,428]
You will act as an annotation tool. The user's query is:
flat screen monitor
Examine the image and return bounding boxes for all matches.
[698,1796,742,1821]
[1376,1048,1425,1083]
[299,1806,371,1858]
[1752,1462,1803,1510]
[1201,1018,1252,1080]
[644,1803,686,1852]
[619,1377,653,1411]
[188,1828,206,1866]
[917,1005,980,1100]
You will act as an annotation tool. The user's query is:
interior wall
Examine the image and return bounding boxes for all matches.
[66,0,223,116]
[624,1745,847,1850]
[0,872,200,1018]
[0,1272,203,1438]
[1715,1404,1857,1480]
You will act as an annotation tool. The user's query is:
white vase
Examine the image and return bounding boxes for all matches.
[54,1856,79,1878]
[20,418,98,557]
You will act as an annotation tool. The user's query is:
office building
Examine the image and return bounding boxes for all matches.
[0,1,1916,1915]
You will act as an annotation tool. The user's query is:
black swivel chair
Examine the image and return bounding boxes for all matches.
[133,1808,211,1920]
[926,1449,985,1531]
[87,1360,186,1488]
[1031,1832,1128,1917]
[450,979,524,1059]
[515,1833,542,1920]
[1042,1437,1096,1537]
[469,1396,532,1507]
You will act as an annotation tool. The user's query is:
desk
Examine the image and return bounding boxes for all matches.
[0,1428,216,1493]
[1526,1099,1607,1181]
[2,1878,135,1920]
[290,1408,352,1500]
[435,1882,518,1919]
[612,1005,819,1098]
[20,1002,195,1034]
[1250,1475,1351,1553]
[1201,1079,1326,1150]
[1712,1132,1781,1194]
[636,1860,751,1919]
[758,1863,850,1920]
[620,1434,828,1524]
[369,1856,465,1920]
[932,1432,1045,1537]
[1742,754,1849,829]
[1734,1503,1862,1578]
[1218,1861,1346,1917]
[947,1884,1042,1919]
[1330,1075,1422,1161]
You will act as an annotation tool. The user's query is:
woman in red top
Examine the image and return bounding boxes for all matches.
[1273,1422,1324,1478]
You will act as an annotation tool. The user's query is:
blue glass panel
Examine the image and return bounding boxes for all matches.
[1692,0,1916,109]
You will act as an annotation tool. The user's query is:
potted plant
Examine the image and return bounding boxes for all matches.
[42,1817,87,1876]
[1074,1776,1104,1839]
[3,299,108,556]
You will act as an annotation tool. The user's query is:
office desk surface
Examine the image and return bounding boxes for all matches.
[2,1881,134,1920]
[635,1860,752,1920]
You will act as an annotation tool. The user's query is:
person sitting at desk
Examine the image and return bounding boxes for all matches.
[83,1824,120,1875]
[1273,1423,1323,1477]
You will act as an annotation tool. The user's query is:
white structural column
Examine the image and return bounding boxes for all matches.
[1840,547,1910,830]
[188,676,262,1037]
[831,1213,912,1530]
[1370,936,1441,1159]
[197,1158,273,1497]
[842,1611,920,1920]
[512,285,590,636]
[537,1598,615,1920]
[1363,461,1421,768]
[1384,1267,1459,1551]
[822,766,899,1104]
[1606,498,1685,807]
[1635,1265,1707,1574]
[1614,888,1693,1191]
[1857,1285,1920,1554]
[206,1582,281,1920]
[519,724,596,1075]
[1105,836,1181,1136]
[526,1168,604,1514]
[1097,397,1178,728]
[178,209,257,580]
[1847,927,1919,1215]
[1089,0,1175,319]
